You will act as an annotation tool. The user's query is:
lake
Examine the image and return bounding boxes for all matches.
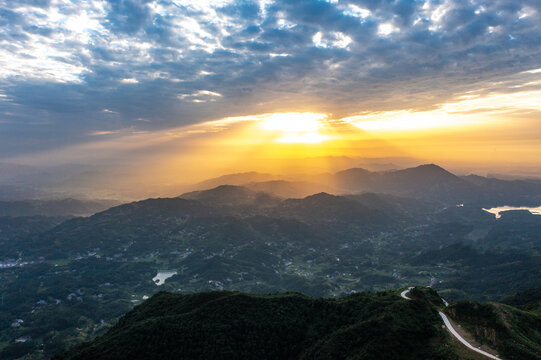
[483,205,541,219]
[152,270,177,286]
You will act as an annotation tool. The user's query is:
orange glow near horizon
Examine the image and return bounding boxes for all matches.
[7,88,541,198]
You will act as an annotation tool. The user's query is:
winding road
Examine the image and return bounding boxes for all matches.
[401,287,502,360]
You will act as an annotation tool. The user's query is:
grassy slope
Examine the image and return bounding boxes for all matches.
[446,301,541,360]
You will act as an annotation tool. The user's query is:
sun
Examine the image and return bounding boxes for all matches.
[259,112,330,143]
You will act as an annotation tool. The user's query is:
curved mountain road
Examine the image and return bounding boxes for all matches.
[400,287,414,300]
[401,287,502,360]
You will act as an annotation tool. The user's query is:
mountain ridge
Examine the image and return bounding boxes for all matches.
[188,164,541,205]
[53,287,541,360]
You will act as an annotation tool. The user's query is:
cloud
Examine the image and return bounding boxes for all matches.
[218,0,261,20]
[0,0,540,158]
[105,0,153,34]
[178,90,223,102]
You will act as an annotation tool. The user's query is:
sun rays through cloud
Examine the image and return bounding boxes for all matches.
[6,82,541,198]
[1,0,541,160]
[0,0,541,198]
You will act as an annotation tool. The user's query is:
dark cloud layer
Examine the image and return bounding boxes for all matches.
[0,0,540,156]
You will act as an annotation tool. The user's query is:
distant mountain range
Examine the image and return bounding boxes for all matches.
[191,164,541,205]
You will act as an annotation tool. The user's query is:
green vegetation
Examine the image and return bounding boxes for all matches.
[53,287,541,360]
[55,289,453,360]
[2,182,541,359]
[503,288,541,313]
[447,301,541,360]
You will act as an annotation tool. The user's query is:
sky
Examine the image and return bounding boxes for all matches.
[1,0,541,194]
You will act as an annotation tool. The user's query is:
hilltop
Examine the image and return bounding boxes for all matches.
[54,288,541,360]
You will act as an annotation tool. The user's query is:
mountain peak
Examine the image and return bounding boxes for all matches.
[414,163,447,171]
[180,185,280,207]
[180,184,251,199]
[335,167,372,177]
[193,172,275,190]
[303,192,337,200]
[397,164,458,179]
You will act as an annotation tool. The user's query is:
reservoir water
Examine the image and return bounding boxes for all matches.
[152,270,177,286]
[483,206,541,219]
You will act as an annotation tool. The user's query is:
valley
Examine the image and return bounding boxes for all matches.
[4,1,541,358]
[1,165,541,359]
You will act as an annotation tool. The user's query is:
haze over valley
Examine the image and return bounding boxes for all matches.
[1,0,541,359]
[2,163,541,359]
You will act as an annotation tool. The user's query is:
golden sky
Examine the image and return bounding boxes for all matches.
[9,70,541,199]
[3,0,541,200]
